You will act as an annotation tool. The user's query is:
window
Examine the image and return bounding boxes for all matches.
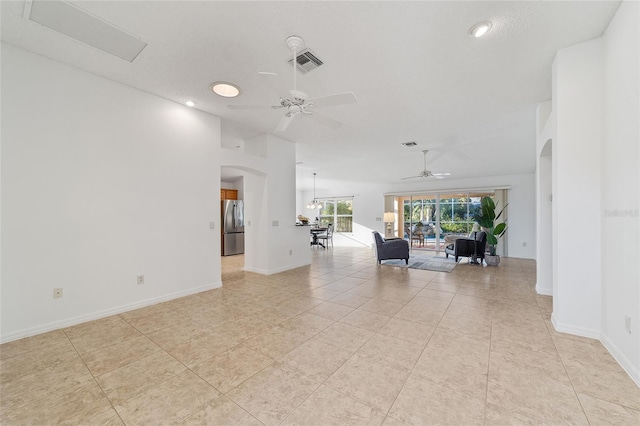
[400,191,494,251]
[319,198,353,232]
[439,194,472,234]
[439,192,492,234]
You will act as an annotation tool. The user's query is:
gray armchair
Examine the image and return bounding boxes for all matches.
[372,231,410,264]
[445,231,487,262]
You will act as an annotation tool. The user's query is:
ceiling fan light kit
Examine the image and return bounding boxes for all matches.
[227,35,357,132]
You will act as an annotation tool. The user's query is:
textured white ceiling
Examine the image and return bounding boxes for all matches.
[1,1,621,190]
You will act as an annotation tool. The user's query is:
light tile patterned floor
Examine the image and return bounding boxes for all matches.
[1,247,639,425]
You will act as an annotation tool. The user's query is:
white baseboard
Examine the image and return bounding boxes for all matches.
[551,314,601,339]
[600,333,640,387]
[550,315,640,388]
[535,282,553,296]
[242,266,269,274]
[243,261,311,275]
[0,281,222,344]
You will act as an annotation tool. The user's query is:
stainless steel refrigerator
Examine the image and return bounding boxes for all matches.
[221,200,244,256]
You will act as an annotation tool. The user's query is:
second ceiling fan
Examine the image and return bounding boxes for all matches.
[228,36,357,132]
[402,150,451,180]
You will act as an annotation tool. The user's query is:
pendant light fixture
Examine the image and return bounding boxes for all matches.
[306,173,322,210]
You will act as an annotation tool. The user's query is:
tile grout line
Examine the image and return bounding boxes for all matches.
[274,274,391,425]
[61,327,128,426]
[483,298,495,426]
[375,273,456,425]
[542,303,593,425]
[274,265,429,424]
[186,341,270,426]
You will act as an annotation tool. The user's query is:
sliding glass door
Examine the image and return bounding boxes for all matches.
[403,195,437,250]
[400,191,494,253]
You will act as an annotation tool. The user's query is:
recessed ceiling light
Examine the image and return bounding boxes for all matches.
[211,82,241,98]
[469,21,492,38]
[185,100,195,107]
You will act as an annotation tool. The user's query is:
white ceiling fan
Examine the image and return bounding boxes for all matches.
[228,35,357,132]
[402,150,451,180]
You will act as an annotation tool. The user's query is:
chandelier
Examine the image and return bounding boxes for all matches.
[306,173,322,210]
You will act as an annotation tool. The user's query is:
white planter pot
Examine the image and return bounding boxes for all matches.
[485,255,500,266]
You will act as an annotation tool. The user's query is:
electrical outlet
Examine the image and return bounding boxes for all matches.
[53,288,63,299]
[625,316,631,334]
[272,220,279,227]
[289,249,293,255]
[209,221,215,229]
[523,242,527,247]
[137,275,144,285]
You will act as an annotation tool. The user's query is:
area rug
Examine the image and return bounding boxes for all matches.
[381,255,458,273]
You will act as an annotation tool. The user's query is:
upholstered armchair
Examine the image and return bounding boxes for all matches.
[372,231,410,264]
[444,231,487,262]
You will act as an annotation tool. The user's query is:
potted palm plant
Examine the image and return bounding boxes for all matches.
[474,196,507,266]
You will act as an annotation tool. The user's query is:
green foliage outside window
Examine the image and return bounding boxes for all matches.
[402,193,492,238]
[319,199,353,232]
[337,200,352,215]
[323,202,335,215]
[440,222,470,234]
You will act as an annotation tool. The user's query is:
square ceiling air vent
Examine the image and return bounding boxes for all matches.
[402,141,418,147]
[288,49,323,73]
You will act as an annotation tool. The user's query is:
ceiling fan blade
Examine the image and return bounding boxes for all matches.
[432,172,451,176]
[308,92,358,108]
[228,104,281,110]
[274,114,295,132]
[310,112,343,130]
[401,176,421,180]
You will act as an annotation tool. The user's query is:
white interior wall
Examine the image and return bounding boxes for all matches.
[1,45,222,342]
[551,38,603,338]
[240,134,311,274]
[264,134,311,273]
[600,0,639,383]
[243,170,269,273]
[536,101,554,296]
[547,0,639,384]
[536,142,553,296]
[295,189,304,221]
